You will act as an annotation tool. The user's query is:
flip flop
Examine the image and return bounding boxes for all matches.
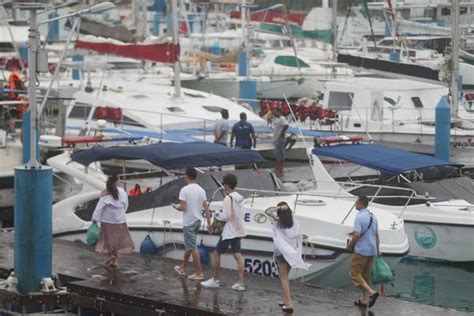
[174,265,185,276]
[188,273,204,280]
[354,300,368,307]
[281,305,294,313]
[369,292,380,308]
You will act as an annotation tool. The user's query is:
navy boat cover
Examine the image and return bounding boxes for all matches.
[71,142,265,169]
[313,143,462,175]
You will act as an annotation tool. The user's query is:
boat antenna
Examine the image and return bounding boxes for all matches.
[451,0,460,117]
[338,0,353,46]
[362,0,378,50]
[171,0,181,98]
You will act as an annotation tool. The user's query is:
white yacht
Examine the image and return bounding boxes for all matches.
[49,142,409,281]
[313,78,474,166]
[311,140,474,262]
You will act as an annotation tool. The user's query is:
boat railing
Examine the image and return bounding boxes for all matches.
[210,179,430,222]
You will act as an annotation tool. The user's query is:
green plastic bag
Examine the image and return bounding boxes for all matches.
[370,256,394,285]
[86,222,100,246]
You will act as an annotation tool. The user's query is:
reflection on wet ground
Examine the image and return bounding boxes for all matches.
[0,231,469,315]
[308,257,474,313]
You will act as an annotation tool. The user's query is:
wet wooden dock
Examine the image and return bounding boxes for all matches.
[0,231,467,315]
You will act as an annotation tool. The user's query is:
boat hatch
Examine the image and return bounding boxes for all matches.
[296,199,326,206]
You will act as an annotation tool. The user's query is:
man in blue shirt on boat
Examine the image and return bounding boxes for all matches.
[230,113,257,150]
[346,196,380,309]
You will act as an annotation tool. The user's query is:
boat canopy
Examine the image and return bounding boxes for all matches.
[313,143,462,175]
[71,142,265,169]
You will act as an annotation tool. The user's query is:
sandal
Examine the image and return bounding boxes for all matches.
[188,273,204,280]
[354,300,368,307]
[369,292,380,308]
[281,305,294,313]
[174,266,186,276]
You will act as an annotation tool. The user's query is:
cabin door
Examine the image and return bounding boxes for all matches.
[370,91,384,122]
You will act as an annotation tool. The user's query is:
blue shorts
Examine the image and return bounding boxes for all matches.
[274,139,286,160]
[183,220,201,250]
[215,237,241,254]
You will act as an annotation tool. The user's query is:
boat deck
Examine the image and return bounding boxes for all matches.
[0,231,467,315]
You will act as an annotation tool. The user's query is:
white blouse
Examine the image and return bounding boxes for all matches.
[92,187,128,224]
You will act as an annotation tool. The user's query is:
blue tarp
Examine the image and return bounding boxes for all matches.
[313,143,462,175]
[71,142,265,169]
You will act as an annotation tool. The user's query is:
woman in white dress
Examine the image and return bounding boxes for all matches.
[269,201,310,314]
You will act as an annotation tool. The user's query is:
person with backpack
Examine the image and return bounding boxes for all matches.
[346,196,381,308]
[230,112,257,149]
[201,173,247,291]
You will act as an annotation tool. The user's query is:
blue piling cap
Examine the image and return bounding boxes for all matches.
[140,234,157,255]
[436,96,451,109]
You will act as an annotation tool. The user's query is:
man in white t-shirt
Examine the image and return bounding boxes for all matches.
[273,108,289,176]
[173,168,211,280]
[214,109,230,146]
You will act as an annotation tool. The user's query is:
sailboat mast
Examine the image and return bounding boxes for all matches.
[172,0,181,98]
[241,0,249,80]
[332,0,338,63]
[451,0,460,117]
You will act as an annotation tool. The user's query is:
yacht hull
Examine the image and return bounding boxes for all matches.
[403,221,474,262]
[55,227,349,281]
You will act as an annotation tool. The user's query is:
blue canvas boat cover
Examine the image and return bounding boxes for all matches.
[313,143,462,175]
[71,142,265,169]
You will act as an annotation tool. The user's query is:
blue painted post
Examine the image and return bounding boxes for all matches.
[14,166,53,294]
[21,111,39,164]
[238,52,258,111]
[152,14,161,35]
[434,96,451,161]
[18,44,28,64]
[46,12,59,41]
[188,14,195,33]
[238,52,247,77]
[72,55,84,80]
[239,80,258,112]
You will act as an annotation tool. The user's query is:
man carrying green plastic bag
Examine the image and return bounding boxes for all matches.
[370,256,395,297]
[346,196,381,308]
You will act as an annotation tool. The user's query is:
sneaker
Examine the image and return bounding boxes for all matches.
[231,283,246,291]
[201,278,220,288]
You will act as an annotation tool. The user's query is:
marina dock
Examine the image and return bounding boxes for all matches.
[0,231,466,315]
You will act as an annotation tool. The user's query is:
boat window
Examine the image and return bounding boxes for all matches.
[274,56,310,68]
[203,105,225,113]
[411,97,424,108]
[184,91,205,98]
[118,115,145,127]
[167,106,185,113]
[441,7,450,16]
[0,43,15,52]
[296,199,326,206]
[384,97,397,106]
[327,92,354,111]
[68,103,92,119]
[130,94,149,99]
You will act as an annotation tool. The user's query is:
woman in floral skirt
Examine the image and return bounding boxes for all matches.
[92,174,134,268]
